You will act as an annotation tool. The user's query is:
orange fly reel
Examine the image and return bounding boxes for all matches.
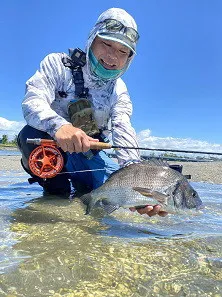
[28,140,64,179]
[26,137,110,179]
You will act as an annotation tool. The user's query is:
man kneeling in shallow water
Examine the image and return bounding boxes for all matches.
[17,8,167,218]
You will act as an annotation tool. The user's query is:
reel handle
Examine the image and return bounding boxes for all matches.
[27,138,57,146]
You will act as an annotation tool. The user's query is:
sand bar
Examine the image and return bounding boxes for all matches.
[0,154,222,184]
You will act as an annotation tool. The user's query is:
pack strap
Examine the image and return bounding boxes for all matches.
[62,48,89,99]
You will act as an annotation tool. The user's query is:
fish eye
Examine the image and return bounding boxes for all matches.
[192,192,197,198]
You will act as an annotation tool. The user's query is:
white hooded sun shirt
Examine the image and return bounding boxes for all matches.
[22,8,140,166]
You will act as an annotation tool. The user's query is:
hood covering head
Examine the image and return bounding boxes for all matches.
[96,8,139,54]
[84,8,139,87]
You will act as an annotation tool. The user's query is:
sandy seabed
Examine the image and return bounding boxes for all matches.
[0,155,222,185]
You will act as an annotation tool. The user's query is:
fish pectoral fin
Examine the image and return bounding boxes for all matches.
[132,187,168,205]
[132,187,154,197]
[151,191,169,204]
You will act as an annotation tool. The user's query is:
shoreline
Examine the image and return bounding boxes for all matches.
[169,161,222,184]
[0,145,18,150]
[0,155,222,184]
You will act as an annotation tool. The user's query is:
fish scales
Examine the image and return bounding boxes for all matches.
[102,163,181,189]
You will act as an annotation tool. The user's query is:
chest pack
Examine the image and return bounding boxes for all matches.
[61,48,99,137]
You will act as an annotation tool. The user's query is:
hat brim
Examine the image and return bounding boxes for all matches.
[97,32,136,54]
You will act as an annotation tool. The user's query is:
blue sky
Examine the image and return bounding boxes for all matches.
[0,0,222,148]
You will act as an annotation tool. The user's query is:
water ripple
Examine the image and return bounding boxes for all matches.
[0,171,221,296]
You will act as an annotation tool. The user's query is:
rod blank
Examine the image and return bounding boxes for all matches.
[26,138,222,156]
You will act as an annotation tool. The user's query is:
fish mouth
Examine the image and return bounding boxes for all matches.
[173,195,204,213]
[177,203,205,214]
[196,203,204,211]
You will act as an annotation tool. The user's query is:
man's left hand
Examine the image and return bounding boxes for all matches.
[129,205,168,217]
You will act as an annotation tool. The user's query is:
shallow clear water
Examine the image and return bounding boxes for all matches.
[0,149,21,156]
[0,168,221,297]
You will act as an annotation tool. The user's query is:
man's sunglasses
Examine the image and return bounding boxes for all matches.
[98,19,139,43]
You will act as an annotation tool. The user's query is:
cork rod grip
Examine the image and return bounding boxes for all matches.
[90,142,112,150]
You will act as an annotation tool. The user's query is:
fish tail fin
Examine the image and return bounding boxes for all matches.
[85,203,92,215]
[79,193,93,215]
[79,194,120,215]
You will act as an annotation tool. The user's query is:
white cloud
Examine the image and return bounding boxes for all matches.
[1,117,221,158]
[137,129,222,157]
[0,117,25,140]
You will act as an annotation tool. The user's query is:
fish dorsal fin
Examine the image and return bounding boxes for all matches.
[133,187,168,205]
[141,158,170,167]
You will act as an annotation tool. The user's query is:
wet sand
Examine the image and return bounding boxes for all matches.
[0,155,22,171]
[0,155,222,184]
[168,161,222,184]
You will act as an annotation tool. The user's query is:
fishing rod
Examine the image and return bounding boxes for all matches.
[27,138,222,156]
[26,138,221,179]
[111,146,222,156]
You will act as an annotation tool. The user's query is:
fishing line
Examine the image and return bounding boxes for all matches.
[57,168,106,175]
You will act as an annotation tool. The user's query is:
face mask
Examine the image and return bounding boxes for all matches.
[88,48,123,80]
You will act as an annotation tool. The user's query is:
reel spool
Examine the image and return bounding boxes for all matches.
[28,143,64,179]
[26,137,110,179]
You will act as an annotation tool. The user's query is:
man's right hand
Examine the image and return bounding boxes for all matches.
[55,124,98,153]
